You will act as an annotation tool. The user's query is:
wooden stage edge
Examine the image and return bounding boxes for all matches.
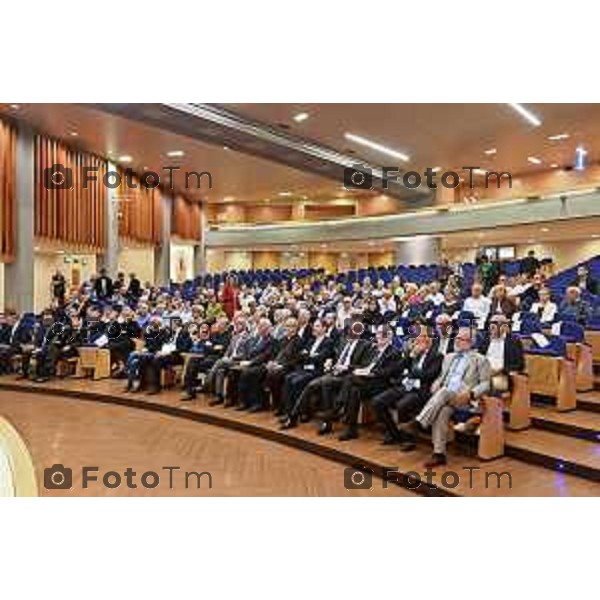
[0,380,455,498]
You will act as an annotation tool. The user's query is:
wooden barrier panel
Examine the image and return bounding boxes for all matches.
[478,396,505,460]
[507,372,530,430]
[584,330,600,364]
[75,347,111,380]
[566,342,594,392]
[525,355,577,412]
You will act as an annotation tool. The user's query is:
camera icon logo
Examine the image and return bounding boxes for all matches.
[44,464,73,489]
[43,163,73,190]
[344,465,373,490]
[343,163,373,190]
[344,316,365,339]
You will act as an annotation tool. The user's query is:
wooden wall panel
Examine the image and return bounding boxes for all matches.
[34,136,107,250]
[116,169,162,245]
[171,195,201,241]
[0,120,16,261]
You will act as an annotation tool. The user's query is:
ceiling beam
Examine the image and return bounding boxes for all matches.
[91,103,434,205]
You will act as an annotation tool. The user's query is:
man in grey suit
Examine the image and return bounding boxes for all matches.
[205,314,251,406]
[402,326,491,467]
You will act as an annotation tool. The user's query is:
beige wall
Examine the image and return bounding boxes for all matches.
[118,246,155,286]
[170,243,195,283]
[34,251,97,312]
[253,251,281,270]
[445,238,600,271]
[0,263,4,312]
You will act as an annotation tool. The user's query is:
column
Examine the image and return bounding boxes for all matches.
[193,203,206,276]
[394,235,441,266]
[154,190,172,286]
[5,127,35,312]
[100,160,120,277]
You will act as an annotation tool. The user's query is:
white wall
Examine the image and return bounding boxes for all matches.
[118,246,155,286]
[170,242,195,283]
[34,252,97,312]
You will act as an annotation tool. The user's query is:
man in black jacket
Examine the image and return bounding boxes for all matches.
[335,325,402,441]
[371,330,443,444]
[476,314,525,394]
[227,318,275,409]
[279,318,335,428]
[94,268,114,301]
[144,316,192,394]
[127,272,142,301]
[571,264,599,295]
[288,324,371,435]
[0,312,34,374]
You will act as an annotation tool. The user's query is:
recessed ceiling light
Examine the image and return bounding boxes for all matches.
[223,146,230,151]
[278,192,293,197]
[166,150,185,158]
[527,238,536,243]
[9,104,20,110]
[320,243,328,249]
[541,227,550,232]
[432,166,442,172]
[507,103,542,127]
[483,148,497,155]
[293,112,310,123]
[527,156,542,165]
[118,155,133,163]
[550,163,559,168]
[344,132,410,162]
[592,234,599,239]
[548,133,570,141]
[473,168,487,175]
[69,131,78,137]
[368,241,375,247]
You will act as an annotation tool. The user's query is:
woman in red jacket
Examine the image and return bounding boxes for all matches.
[221,275,240,319]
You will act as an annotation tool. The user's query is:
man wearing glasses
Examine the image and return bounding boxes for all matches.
[401,326,491,467]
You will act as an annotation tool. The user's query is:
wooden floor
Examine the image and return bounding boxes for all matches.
[1,375,599,496]
[0,391,416,497]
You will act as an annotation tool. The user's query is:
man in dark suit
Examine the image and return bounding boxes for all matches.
[0,312,34,374]
[227,318,275,409]
[371,329,443,444]
[94,268,114,301]
[127,272,142,300]
[520,250,540,277]
[262,318,306,413]
[335,325,402,441]
[279,318,335,428]
[571,265,598,295]
[144,316,192,394]
[477,314,525,394]
[289,324,371,435]
[125,316,171,392]
[431,313,455,356]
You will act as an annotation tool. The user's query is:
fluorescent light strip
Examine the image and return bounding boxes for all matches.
[527,156,542,165]
[344,132,410,162]
[547,133,569,141]
[483,148,497,155]
[166,150,185,158]
[293,112,309,123]
[507,103,542,127]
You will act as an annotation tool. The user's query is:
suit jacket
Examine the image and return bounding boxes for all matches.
[571,275,598,295]
[94,276,114,299]
[362,344,402,382]
[432,336,455,357]
[333,338,372,371]
[300,336,335,373]
[477,334,525,374]
[433,350,491,399]
[395,346,443,398]
[246,334,275,367]
[224,331,251,360]
[273,335,305,370]
[128,278,142,298]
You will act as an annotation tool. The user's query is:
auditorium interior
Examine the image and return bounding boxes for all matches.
[1,102,600,497]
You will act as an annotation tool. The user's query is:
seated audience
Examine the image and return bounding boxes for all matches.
[371,329,443,445]
[401,326,491,467]
[529,287,557,323]
[559,286,592,324]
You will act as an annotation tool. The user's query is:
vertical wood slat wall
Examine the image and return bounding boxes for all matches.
[34,135,107,249]
[116,169,162,244]
[172,194,202,241]
[0,120,16,261]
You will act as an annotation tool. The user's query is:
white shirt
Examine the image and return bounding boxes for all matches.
[426,292,445,307]
[378,297,397,313]
[486,337,505,372]
[530,301,557,324]
[308,336,324,356]
[463,296,491,329]
[337,340,358,368]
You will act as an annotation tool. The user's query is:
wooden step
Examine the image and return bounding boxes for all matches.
[2,376,600,496]
[530,406,600,441]
[505,428,600,483]
[577,391,600,413]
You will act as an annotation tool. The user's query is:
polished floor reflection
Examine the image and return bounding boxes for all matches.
[0,391,414,497]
